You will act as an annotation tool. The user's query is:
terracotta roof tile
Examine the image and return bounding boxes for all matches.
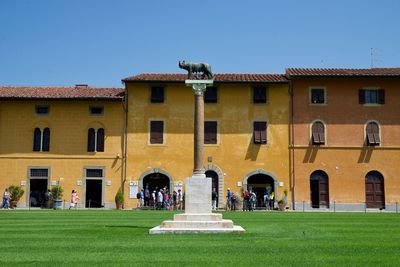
[123,73,288,83]
[0,86,124,100]
[286,68,400,77]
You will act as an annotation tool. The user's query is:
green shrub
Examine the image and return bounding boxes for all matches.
[8,185,25,202]
[115,188,124,205]
[51,185,63,200]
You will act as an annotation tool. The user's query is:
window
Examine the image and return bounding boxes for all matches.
[87,128,105,152]
[36,105,49,115]
[150,121,164,144]
[90,106,104,115]
[204,121,217,144]
[253,121,267,144]
[86,168,104,178]
[33,127,50,152]
[205,87,218,103]
[311,121,325,145]
[359,89,385,104]
[30,168,49,178]
[253,87,267,103]
[310,88,325,104]
[366,122,380,146]
[151,87,164,103]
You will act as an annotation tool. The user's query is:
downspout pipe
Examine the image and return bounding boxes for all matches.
[121,82,128,195]
[288,78,296,210]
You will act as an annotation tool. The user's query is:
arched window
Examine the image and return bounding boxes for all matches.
[311,121,325,145]
[33,127,50,152]
[366,122,380,146]
[87,128,105,152]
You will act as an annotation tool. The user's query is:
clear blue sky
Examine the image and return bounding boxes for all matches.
[1,0,399,87]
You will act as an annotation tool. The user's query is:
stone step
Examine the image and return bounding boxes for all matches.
[173,213,222,222]
[161,219,234,229]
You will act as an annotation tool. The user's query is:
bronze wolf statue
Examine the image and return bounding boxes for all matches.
[178,60,214,80]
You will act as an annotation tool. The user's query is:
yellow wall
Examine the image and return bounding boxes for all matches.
[125,82,290,209]
[0,100,124,208]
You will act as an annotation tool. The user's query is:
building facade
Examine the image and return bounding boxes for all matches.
[287,68,400,211]
[1,67,399,211]
[123,74,290,209]
[0,86,125,208]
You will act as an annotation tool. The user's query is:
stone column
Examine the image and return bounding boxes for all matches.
[193,83,206,177]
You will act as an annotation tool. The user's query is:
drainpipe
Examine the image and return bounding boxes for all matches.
[288,77,296,210]
[121,82,128,194]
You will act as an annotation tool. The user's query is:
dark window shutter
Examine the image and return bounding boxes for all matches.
[312,122,325,145]
[366,122,380,145]
[42,128,50,152]
[150,121,163,144]
[96,128,105,152]
[253,87,267,103]
[254,121,267,144]
[205,121,217,144]
[33,128,41,151]
[151,87,164,103]
[88,128,95,152]
[205,87,218,103]
[378,89,385,104]
[359,89,365,104]
[312,123,320,144]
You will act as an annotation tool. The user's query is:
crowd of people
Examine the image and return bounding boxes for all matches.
[136,186,183,210]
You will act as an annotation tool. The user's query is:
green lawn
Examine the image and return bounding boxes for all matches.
[0,210,399,266]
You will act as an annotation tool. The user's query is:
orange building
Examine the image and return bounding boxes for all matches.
[287,68,400,211]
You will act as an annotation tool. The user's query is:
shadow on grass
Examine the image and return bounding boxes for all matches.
[105,225,149,229]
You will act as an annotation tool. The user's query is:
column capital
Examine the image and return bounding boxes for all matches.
[185,80,214,96]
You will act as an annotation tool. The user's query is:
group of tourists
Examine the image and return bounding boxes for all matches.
[137,186,183,210]
[242,188,275,211]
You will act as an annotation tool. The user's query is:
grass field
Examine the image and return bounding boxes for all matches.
[0,210,399,266]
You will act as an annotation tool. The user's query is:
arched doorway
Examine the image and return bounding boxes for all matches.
[247,174,275,208]
[143,172,170,193]
[310,170,329,208]
[365,171,385,209]
[206,170,219,208]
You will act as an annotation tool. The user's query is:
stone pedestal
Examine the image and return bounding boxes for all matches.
[149,177,245,234]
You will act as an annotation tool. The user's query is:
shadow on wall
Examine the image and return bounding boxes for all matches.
[303,146,318,163]
[358,147,373,163]
[245,137,261,161]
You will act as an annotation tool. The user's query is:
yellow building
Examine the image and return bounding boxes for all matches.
[0,85,124,208]
[123,74,290,209]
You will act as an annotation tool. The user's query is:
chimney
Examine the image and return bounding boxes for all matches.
[75,84,88,89]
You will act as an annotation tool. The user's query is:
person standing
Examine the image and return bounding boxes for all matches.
[177,189,183,210]
[211,188,218,211]
[2,188,10,209]
[69,189,79,210]
[226,188,232,211]
[144,186,150,207]
[243,190,249,211]
[269,191,275,210]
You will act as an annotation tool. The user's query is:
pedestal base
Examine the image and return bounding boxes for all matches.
[149,176,245,234]
[149,213,245,234]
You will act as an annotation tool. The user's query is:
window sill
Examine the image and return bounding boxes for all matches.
[362,103,382,107]
[309,103,327,106]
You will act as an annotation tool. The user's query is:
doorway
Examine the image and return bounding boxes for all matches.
[143,173,170,193]
[85,179,103,208]
[365,171,385,209]
[29,179,48,207]
[310,170,329,208]
[206,170,219,208]
[247,174,275,208]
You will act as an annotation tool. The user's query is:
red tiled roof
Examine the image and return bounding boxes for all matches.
[0,86,124,100]
[286,68,400,77]
[123,73,288,83]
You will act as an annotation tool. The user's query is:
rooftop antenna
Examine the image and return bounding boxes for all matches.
[370,48,382,68]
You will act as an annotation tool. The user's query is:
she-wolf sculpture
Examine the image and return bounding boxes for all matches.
[178,60,214,80]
